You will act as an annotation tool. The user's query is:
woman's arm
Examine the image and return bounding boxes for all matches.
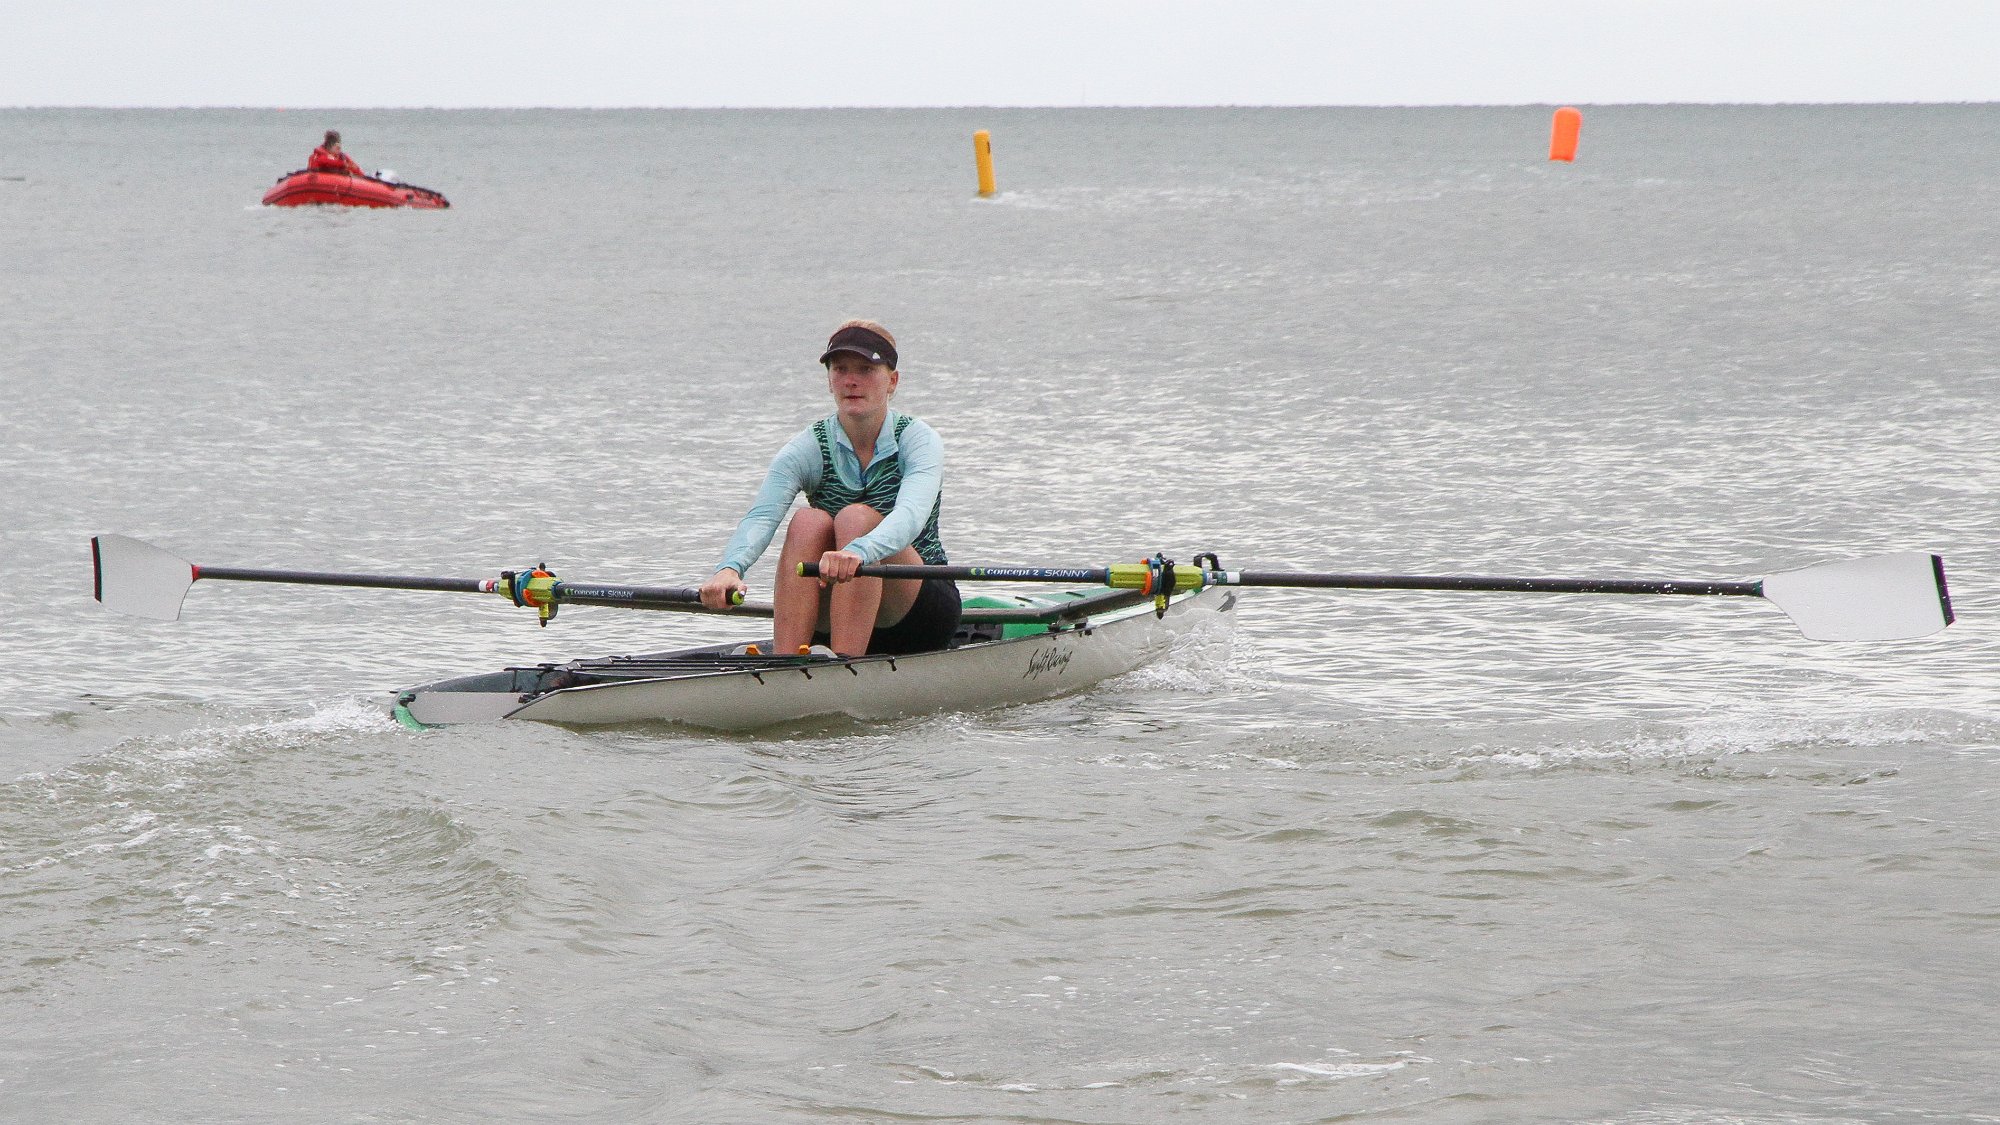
[713,428,820,576]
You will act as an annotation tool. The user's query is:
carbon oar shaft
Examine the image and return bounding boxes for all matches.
[90,535,762,624]
[196,566,754,612]
[802,551,1952,641]
[798,561,1761,598]
[555,583,774,616]
[196,565,489,594]
[1226,570,1761,597]
[801,563,1114,584]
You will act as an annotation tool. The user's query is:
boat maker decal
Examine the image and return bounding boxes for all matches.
[1024,643,1074,681]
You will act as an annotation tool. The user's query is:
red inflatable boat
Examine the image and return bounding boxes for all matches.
[262,170,449,209]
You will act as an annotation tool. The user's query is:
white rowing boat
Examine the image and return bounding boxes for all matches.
[393,585,1230,729]
[89,534,1953,732]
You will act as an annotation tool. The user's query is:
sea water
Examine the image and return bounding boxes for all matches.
[1,106,1996,1122]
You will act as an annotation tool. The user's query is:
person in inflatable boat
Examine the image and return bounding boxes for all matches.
[307,130,364,176]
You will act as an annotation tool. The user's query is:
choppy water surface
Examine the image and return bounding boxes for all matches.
[2,106,1997,1122]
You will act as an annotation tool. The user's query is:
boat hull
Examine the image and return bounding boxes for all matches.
[396,586,1231,730]
[262,170,449,209]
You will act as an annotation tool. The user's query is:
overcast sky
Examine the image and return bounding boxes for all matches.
[6,1,1996,108]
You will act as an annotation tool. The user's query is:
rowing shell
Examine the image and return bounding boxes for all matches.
[93,535,1951,729]
[393,585,1233,729]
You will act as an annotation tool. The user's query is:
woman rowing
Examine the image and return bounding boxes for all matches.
[699,320,961,657]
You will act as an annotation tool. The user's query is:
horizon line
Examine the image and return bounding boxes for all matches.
[5,99,1999,112]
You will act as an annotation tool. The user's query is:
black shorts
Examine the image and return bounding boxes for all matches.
[816,577,961,656]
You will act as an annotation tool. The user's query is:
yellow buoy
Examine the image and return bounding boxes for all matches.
[1549,106,1582,162]
[973,129,996,197]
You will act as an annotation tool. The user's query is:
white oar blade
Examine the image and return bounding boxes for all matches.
[1762,552,1953,641]
[92,534,196,621]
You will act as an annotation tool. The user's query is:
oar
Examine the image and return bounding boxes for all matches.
[800,551,1953,642]
[91,534,774,625]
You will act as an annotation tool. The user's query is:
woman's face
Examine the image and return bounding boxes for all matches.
[825,354,897,417]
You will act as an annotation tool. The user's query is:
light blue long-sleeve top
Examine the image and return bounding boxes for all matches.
[714,410,945,576]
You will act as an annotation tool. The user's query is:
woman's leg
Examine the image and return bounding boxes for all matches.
[773,507,835,653]
[827,504,924,656]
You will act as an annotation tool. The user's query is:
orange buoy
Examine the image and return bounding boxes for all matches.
[1549,106,1581,162]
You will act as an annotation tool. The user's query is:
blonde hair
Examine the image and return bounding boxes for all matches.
[835,319,896,352]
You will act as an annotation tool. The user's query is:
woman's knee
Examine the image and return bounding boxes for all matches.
[783,508,836,551]
[833,503,884,542]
